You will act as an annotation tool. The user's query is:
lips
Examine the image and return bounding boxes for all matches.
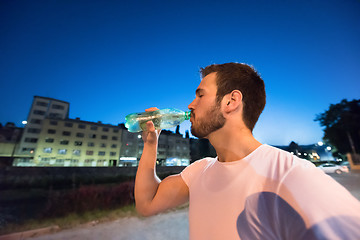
[190,111,194,122]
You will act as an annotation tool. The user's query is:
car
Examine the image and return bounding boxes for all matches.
[340,161,351,170]
[317,163,349,174]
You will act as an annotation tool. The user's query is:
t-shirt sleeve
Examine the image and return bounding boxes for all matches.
[180,158,208,187]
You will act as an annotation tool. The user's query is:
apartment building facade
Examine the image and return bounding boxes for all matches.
[14,96,70,165]
[31,118,123,167]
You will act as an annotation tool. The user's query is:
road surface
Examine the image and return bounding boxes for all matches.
[29,171,360,240]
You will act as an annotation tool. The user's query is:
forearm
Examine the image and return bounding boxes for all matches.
[134,142,161,215]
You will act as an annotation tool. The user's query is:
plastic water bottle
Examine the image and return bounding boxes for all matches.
[125,108,191,132]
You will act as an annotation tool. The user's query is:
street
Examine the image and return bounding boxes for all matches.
[27,171,360,240]
[328,170,360,200]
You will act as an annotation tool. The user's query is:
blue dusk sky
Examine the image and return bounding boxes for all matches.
[1,0,359,146]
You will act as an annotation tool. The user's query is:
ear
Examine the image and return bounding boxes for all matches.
[223,90,242,113]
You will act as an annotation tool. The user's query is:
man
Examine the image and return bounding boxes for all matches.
[135,63,360,239]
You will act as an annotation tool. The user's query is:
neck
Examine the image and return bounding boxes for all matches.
[207,125,262,162]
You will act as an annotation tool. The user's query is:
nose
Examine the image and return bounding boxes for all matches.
[188,98,196,110]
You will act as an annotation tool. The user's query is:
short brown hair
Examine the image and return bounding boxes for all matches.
[200,62,266,131]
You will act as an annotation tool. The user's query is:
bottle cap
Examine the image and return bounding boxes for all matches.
[185,111,191,120]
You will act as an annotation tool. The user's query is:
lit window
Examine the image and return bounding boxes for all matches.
[43,148,52,153]
[73,149,81,156]
[58,149,67,155]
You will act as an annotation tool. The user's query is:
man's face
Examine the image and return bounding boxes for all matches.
[188,72,226,138]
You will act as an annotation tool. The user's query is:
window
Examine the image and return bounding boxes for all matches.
[52,104,65,110]
[98,151,106,156]
[85,159,93,163]
[36,101,48,107]
[89,134,96,139]
[113,129,119,133]
[71,159,79,164]
[49,120,58,125]
[74,141,82,146]
[27,128,41,133]
[86,151,94,155]
[25,138,38,143]
[30,119,42,124]
[110,152,116,156]
[111,144,117,148]
[102,127,109,132]
[60,140,69,145]
[112,136,118,141]
[64,122,73,127]
[90,126,98,130]
[22,147,35,152]
[62,131,71,136]
[73,149,81,156]
[45,138,54,143]
[43,147,52,153]
[48,129,56,134]
[88,142,95,147]
[41,158,50,163]
[101,143,106,148]
[49,113,62,119]
[58,149,67,155]
[78,124,86,129]
[76,133,84,137]
[101,135,108,140]
[33,110,45,115]
[56,159,64,163]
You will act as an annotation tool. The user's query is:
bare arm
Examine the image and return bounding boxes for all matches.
[134,108,189,217]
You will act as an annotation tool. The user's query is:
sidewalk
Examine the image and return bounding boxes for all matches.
[29,208,189,240]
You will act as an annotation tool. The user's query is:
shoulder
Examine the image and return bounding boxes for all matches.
[250,144,316,180]
[180,157,216,187]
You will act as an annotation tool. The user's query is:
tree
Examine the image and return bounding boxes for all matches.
[315,99,360,154]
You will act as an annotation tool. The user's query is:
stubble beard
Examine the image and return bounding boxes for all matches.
[190,103,226,139]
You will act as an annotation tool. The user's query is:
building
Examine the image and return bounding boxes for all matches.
[190,138,216,163]
[118,125,191,167]
[0,122,23,166]
[15,96,70,165]
[29,118,123,167]
[158,130,190,166]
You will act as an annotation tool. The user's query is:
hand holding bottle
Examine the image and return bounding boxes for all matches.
[141,107,161,146]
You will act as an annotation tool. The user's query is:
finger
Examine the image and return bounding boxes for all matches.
[146,121,156,132]
[145,107,159,112]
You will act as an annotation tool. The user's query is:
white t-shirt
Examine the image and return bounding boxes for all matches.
[181,144,360,240]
